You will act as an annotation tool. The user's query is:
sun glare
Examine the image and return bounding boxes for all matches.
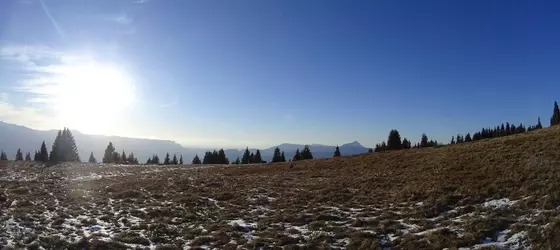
[51,62,136,134]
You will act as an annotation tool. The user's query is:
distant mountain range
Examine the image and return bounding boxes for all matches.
[0,121,371,163]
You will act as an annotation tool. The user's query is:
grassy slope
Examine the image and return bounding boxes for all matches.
[2,126,560,249]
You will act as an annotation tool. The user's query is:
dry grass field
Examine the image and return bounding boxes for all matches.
[2,126,560,249]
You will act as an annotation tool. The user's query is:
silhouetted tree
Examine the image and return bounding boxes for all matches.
[301,145,313,160]
[146,157,152,164]
[368,148,373,153]
[39,141,49,162]
[218,149,229,164]
[465,133,472,142]
[103,142,116,163]
[402,138,411,149]
[0,151,7,160]
[164,153,171,165]
[34,151,39,161]
[420,133,429,148]
[192,154,201,164]
[112,152,120,163]
[88,152,97,163]
[272,147,283,162]
[551,101,560,126]
[25,152,31,161]
[179,155,183,165]
[292,149,302,161]
[152,154,160,164]
[333,146,341,157]
[172,154,178,165]
[537,117,543,129]
[450,136,455,144]
[253,150,263,163]
[241,147,251,164]
[387,130,402,150]
[15,149,23,161]
[50,128,80,162]
[280,151,286,162]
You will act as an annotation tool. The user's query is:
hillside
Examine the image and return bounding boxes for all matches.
[2,125,560,249]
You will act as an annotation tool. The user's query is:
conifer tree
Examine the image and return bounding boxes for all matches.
[25,152,31,161]
[241,148,250,164]
[451,136,455,144]
[272,147,282,162]
[112,152,120,163]
[121,150,127,163]
[420,133,428,148]
[249,152,255,163]
[146,157,152,164]
[301,145,313,160]
[280,151,286,162]
[39,141,49,162]
[292,149,302,161]
[536,117,543,129]
[218,149,229,164]
[234,157,241,164]
[172,154,178,165]
[88,152,97,163]
[179,155,183,165]
[333,145,341,157]
[551,101,560,126]
[34,151,39,161]
[402,139,411,149]
[253,149,263,163]
[164,153,171,165]
[505,122,511,135]
[0,151,7,160]
[152,154,160,164]
[368,148,373,153]
[192,154,201,164]
[465,133,472,142]
[103,142,115,163]
[387,130,402,150]
[15,149,23,161]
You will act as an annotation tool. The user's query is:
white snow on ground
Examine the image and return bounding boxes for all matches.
[483,198,518,209]
[469,231,528,249]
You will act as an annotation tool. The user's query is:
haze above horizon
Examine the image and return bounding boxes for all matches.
[1,0,560,148]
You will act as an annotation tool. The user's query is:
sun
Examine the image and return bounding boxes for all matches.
[52,62,136,134]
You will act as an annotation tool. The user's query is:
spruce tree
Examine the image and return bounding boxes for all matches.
[292,149,302,161]
[272,147,282,162]
[218,149,228,164]
[450,136,455,144]
[280,151,286,162]
[15,149,23,161]
[387,130,402,150]
[254,150,263,163]
[0,151,7,160]
[248,152,254,163]
[121,150,127,163]
[301,145,313,160]
[112,152,120,163]
[368,148,373,153]
[465,133,472,142]
[420,133,428,148]
[103,142,115,163]
[551,101,560,126]
[192,154,201,164]
[25,152,31,161]
[505,122,511,135]
[536,117,543,129]
[146,157,152,164]
[34,151,39,161]
[49,130,62,162]
[172,154,178,165]
[234,157,241,164]
[333,145,341,157]
[39,141,49,162]
[88,152,97,163]
[153,154,160,164]
[241,147,251,164]
[164,153,170,165]
[179,155,183,165]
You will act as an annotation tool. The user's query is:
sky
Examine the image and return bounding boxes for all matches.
[1,0,560,149]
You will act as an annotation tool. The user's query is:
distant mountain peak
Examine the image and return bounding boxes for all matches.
[343,141,363,147]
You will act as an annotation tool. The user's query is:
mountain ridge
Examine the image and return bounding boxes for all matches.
[0,121,370,162]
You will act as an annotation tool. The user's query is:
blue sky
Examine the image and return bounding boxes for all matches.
[1,0,560,148]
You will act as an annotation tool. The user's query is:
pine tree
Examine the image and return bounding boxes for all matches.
[88,152,97,163]
[146,157,152,164]
[387,130,402,150]
[15,149,23,161]
[218,149,229,164]
[249,152,255,163]
[121,150,127,163]
[272,147,282,162]
[179,155,183,165]
[241,147,250,164]
[450,136,455,144]
[333,145,341,157]
[172,154,178,165]
[152,154,160,164]
[0,151,7,160]
[254,150,263,163]
[163,153,170,165]
[192,154,201,164]
[420,133,428,148]
[505,122,511,135]
[301,145,313,160]
[551,101,560,126]
[465,133,472,142]
[34,151,39,161]
[234,157,241,164]
[103,142,115,163]
[25,152,31,161]
[37,141,48,162]
[280,151,286,162]
[127,152,135,164]
[536,117,543,129]
[292,149,302,161]
[368,148,373,153]
[112,152,120,163]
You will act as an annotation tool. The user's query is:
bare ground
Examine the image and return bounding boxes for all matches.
[3,126,560,249]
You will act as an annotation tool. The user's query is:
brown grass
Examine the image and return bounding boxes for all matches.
[3,126,560,248]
